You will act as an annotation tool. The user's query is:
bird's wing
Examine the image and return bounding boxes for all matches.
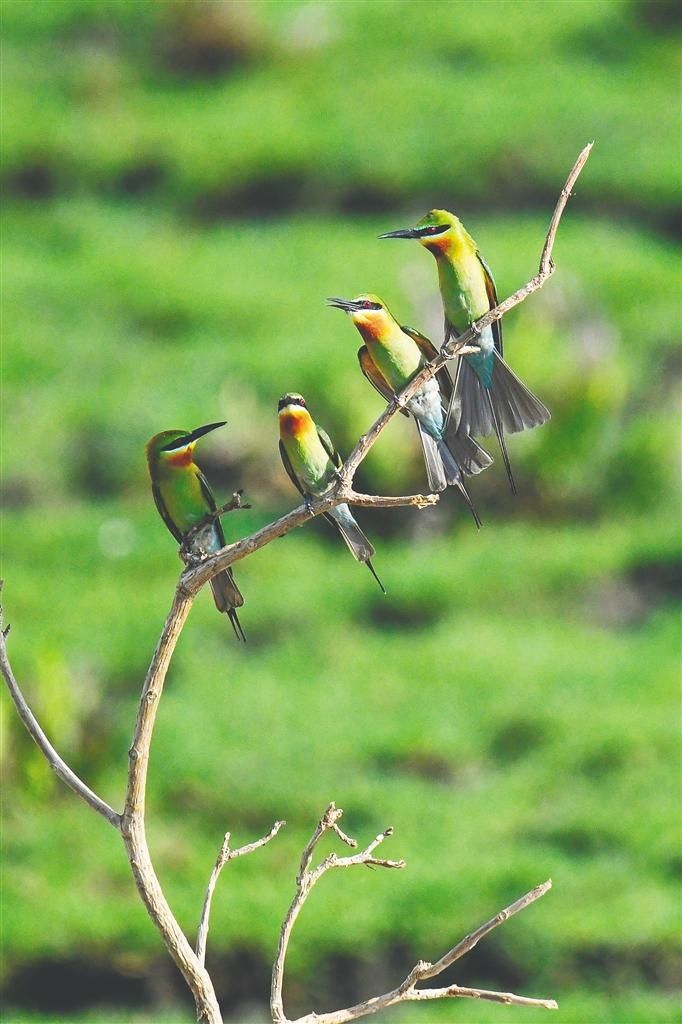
[151,482,184,544]
[475,251,503,356]
[197,468,226,546]
[357,345,409,417]
[279,440,305,496]
[316,425,343,470]
[401,324,455,407]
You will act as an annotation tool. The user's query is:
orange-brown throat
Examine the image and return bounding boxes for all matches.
[279,407,313,438]
[355,317,386,344]
[166,447,193,468]
[424,234,451,256]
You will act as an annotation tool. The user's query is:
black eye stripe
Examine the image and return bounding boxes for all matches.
[363,301,382,310]
[417,224,449,237]
[278,395,306,411]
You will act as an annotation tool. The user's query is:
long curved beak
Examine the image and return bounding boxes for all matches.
[160,421,227,452]
[377,228,419,240]
[188,421,227,443]
[326,297,365,313]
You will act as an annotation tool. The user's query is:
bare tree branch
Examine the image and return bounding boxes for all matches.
[271,803,405,1024]
[347,491,439,510]
[118,589,223,1023]
[417,879,553,979]
[0,587,120,828]
[273,807,555,1024]
[540,141,593,275]
[196,821,286,968]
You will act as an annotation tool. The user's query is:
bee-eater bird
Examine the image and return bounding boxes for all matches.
[327,294,491,527]
[146,422,245,641]
[379,210,550,493]
[278,393,385,593]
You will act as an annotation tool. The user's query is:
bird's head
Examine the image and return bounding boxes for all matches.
[379,209,460,253]
[278,393,313,436]
[277,393,307,415]
[146,422,226,472]
[326,294,395,339]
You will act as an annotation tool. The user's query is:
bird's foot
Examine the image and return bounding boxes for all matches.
[179,543,207,566]
[304,495,315,516]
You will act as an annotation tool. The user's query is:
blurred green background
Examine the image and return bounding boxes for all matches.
[1,1,680,1022]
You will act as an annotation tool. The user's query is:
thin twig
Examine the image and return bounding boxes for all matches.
[540,141,593,274]
[418,879,553,979]
[347,490,439,510]
[276,838,555,1024]
[271,805,404,1024]
[403,985,557,1009]
[196,820,286,967]
[0,590,120,828]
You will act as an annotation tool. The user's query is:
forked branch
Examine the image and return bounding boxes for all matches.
[271,803,405,1024]
[272,804,556,1024]
[197,820,286,967]
[0,586,119,828]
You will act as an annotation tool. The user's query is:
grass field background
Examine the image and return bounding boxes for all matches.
[2,1,680,1022]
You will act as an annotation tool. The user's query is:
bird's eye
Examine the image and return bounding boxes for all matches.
[363,300,381,310]
[420,224,448,237]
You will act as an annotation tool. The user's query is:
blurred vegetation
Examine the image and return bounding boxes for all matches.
[1,1,680,1022]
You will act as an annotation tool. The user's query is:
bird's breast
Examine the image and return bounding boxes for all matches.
[279,409,317,440]
[368,334,422,390]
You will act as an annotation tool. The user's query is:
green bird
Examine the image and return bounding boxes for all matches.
[327,294,491,527]
[146,422,245,641]
[379,210,550,493]
[278,393,385,593]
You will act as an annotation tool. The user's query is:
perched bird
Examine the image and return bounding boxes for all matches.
[278,393,385,593]
[146,422,245,641]
[379,210,550,493]
[327,294,491,526]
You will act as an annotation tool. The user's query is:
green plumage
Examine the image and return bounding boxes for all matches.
[146,426,245,641]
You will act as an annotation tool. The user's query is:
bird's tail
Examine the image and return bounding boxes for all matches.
[327,505,386,593]
[416,423,482,528]
[455,354,550,437]
[416,424,447,492]
[437,440,482,529]
[491,352,550,433]
[210,569,246,641]
[443,417,494,477]
[454,354,549,494]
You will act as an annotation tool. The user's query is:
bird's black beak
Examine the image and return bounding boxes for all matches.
[377,228,419,240]
[160,421,226,452]
[326,297,365,313]
[188,421,227,443]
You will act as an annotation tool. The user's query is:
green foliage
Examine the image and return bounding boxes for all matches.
[1,1,680,1023]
